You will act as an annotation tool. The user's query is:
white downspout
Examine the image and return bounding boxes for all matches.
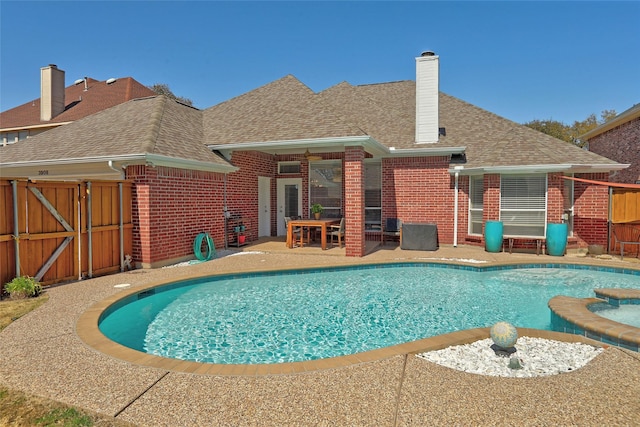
[453,166,463,247]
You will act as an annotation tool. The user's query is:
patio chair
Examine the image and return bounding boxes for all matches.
[612,224,640,260]
[382,218,402,245]
[329,217,345,248]
[284,216,304,247]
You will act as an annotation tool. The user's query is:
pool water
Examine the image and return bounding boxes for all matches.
[591,305,640,328]
[99,264,640,364]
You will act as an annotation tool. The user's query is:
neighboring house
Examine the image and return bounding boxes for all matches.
[581,104,640,184]
[0,64,156,146]
[0,52,628,267]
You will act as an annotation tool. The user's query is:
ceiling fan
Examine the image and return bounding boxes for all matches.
[304,149,322,161]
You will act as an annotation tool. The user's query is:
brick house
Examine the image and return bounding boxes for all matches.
[581,103,640,184]
[0,53,628,266]
[0,64,156,146]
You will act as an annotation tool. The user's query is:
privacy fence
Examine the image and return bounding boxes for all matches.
[1,179,133,289]
[610,187,640,256]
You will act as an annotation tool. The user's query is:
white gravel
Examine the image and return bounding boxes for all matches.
[417,337,604,378]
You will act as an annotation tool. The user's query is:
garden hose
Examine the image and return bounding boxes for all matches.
[193,232,215,261]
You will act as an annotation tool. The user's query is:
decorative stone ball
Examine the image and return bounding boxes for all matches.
[490,322,518,348]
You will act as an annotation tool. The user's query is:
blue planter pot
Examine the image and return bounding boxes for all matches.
[484,221,503,253]
[546,223,568,256]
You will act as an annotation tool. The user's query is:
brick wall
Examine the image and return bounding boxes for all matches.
[126,165,226,267]
[345,147,365,256]
[382,156,457,244]
[588,116,640,184]
[572,172,610,248]
[227,151,276,240]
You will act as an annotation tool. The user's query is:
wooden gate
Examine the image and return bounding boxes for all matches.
[609,187,640,256]
[1,179,132,288]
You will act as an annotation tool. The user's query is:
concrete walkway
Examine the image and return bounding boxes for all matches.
[1,242,639,426]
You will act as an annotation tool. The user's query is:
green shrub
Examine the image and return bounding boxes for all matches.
[4,276,42,299]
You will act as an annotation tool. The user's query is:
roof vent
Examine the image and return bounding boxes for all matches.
[106,78,117,85]
[421,51,435,57]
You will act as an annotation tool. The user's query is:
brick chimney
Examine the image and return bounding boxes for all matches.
[415,51,439,143]
[40,64,65,121]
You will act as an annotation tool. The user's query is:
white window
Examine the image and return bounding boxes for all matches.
[309,160,342,218]
[469,176,483,235]
[500,175,547,237]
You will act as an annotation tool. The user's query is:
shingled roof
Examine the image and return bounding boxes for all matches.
[1,73,623,177]
[0,96,234,172]
[0,77,156,129]
[318,80,621,170]
[203,75,365,145]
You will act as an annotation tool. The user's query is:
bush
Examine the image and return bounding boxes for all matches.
[4,276,42,299]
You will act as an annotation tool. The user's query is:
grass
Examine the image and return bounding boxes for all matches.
[0,293,48,332]
[0,294,135,426]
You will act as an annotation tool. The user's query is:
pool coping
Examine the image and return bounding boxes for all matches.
[77,262,633,376]
[549,291,640,352]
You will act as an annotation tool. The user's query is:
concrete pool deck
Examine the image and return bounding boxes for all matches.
[1,241,640,425]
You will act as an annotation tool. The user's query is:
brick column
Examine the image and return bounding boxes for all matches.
[547,173,564,223]
[344,146,365,257]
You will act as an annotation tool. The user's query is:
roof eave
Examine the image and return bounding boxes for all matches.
[448,163,629,175]
[388,146,466,157]
[580,105,640,140]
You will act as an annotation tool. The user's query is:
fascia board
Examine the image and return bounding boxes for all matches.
[0,122,73,132]
[144,154,238,173]
[449,163,630,175]
[1,154,238,174]
[388,146,466,157]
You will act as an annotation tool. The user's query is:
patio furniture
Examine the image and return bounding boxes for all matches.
[612,224,640,260]
[284,217,304,247]
[329,217,345,248]
[382,218,402,245]
[286,218,340,250]
[400,222,439,251]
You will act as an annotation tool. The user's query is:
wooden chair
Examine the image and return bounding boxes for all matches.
[329,218,345,248]
[382,218,402,245]
[612,224,640,260]
[284,216,304,247]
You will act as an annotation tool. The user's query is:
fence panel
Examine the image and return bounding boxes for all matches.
[1,179,132,288]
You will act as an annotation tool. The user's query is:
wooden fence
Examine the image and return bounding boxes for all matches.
[1,179,132,289]
[609,187,640,256]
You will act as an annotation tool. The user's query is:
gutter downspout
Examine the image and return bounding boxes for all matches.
[108,160,124,179]
[453,167,462,247]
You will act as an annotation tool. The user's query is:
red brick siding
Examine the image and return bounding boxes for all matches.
[382,156,457,244]
[572,172,610,248]
[226,151,277,240]
[126,165,226,266]
[588,117,640,184]
[345,147,365,256]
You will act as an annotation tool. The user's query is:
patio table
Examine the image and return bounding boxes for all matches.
[287,218,340,250]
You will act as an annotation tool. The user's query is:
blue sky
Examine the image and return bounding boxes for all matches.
[1,1,638,124]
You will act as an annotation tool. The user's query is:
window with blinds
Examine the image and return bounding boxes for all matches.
[500,174,547,237]
[469,176,484,235]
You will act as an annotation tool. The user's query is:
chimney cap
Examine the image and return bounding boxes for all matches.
[421,51,436,57]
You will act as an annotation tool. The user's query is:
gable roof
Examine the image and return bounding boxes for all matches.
[0,77,157,130]
[580,103,640,140]
[0,96,236,178]
[203,75,366,146]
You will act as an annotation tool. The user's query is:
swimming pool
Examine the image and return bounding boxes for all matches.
[98,263,640,365]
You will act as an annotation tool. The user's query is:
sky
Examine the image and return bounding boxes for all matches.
[1,1,639,125]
